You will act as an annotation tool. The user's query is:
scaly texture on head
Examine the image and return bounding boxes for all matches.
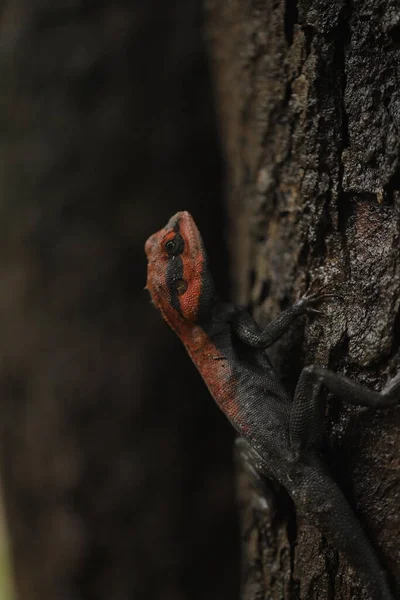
[145,211,243,431]
[145,211,216,331]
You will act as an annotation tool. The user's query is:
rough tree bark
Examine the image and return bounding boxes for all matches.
[205,1,400,599]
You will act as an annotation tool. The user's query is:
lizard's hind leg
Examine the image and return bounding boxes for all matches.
[287,365,398,599]
[289,365,400,454]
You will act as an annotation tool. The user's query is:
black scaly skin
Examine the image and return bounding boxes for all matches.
[145,212,399,600]
[200,295,399,600]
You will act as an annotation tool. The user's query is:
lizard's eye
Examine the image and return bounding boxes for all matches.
[175,279,188,295]
[164,233,184,256]
[165,239,177,254]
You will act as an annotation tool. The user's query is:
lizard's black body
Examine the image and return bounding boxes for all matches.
[202,302,397,600]
[145,211,399,600]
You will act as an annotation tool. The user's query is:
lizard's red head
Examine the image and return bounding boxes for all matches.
[145,211,215,326]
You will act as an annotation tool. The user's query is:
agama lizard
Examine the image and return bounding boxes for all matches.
[145,210,399,600]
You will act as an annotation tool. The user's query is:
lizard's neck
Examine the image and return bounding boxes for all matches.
[163,304,246,432]
[161,302,211,352]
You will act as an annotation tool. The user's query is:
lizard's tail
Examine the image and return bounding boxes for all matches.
[288,461,394,600]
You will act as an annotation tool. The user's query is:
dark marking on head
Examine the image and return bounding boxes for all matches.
[197,269,216,321]
[145,211,216,325]
[166,255,184,315]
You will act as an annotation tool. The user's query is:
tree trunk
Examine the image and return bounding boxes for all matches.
[205,1,400,598]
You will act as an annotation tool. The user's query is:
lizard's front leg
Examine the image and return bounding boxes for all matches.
[230,289,332,349]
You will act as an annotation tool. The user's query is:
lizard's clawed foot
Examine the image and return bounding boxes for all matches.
[297,282,344,309]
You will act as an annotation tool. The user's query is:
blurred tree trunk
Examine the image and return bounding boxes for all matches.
[0,2,239,600]
[205,0,400,598]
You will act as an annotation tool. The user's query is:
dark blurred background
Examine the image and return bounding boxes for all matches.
[0,1,239,599]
